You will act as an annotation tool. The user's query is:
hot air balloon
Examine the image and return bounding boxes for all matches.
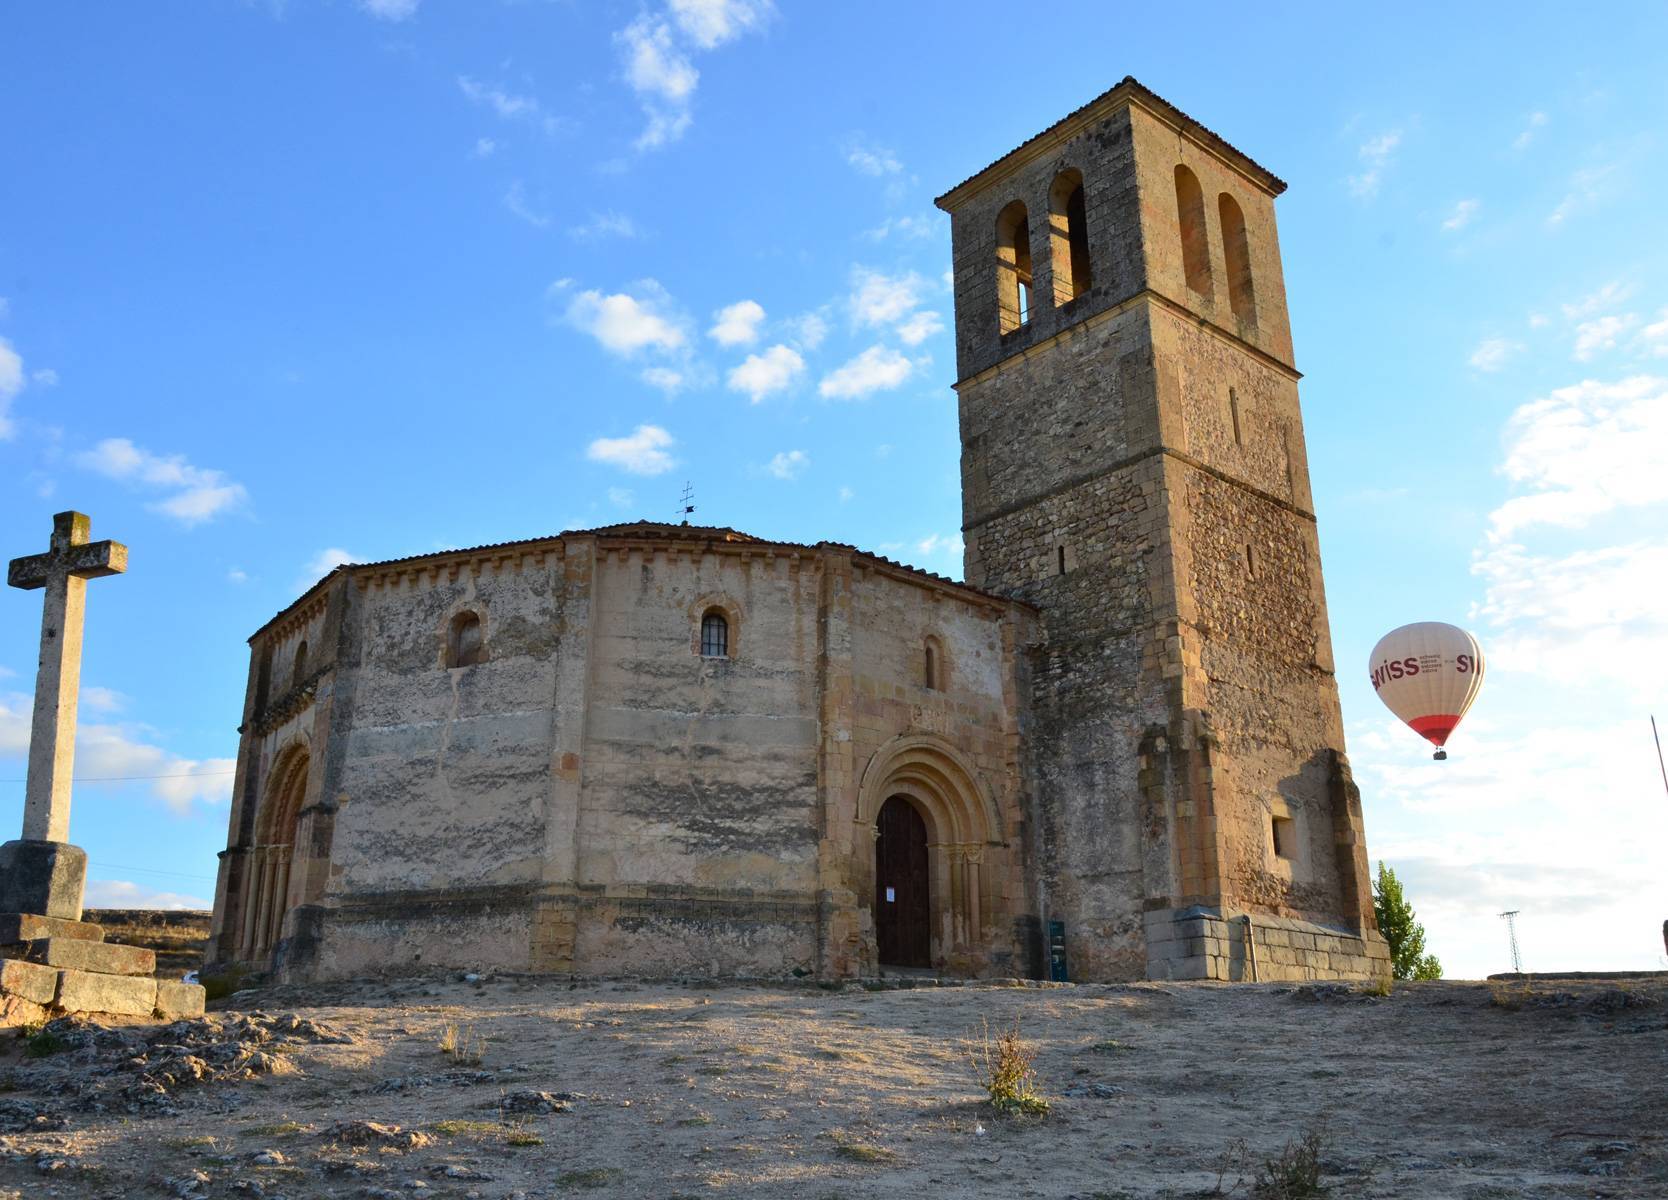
[1368,622,1485,760]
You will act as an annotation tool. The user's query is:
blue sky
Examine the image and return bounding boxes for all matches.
[2,1,1665,979]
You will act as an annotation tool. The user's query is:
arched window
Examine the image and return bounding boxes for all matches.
[700,609,729,658]
[923,636,944,691]
[995,200,1033,334]
[448,610,485,668]
[1218,192,1256,321]
[292,640,308,686]
[1048,169,1092,304]
[1174,165,1212,297]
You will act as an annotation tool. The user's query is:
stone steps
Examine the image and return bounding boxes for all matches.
[0,915,205,1025]
[0,912,105,944]
[2,936,156,976]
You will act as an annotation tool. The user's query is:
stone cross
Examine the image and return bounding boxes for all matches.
[7,512,127,844]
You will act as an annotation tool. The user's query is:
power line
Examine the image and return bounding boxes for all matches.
[0,769,236,784]
[91,861,217,883]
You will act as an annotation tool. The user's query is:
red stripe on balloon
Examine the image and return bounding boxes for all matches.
[1407,714,1459,746]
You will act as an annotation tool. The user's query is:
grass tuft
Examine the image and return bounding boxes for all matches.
[438,1021,485,1065]
[1251,1129,1328,1199]
[970,1018,1050,1116]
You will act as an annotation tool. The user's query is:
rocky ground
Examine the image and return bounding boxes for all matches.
[0,974,1661,1199]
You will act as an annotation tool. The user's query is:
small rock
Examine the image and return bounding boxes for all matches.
[499,1089,573,1114]
[36,1158,70,1174]
[443,1165,492,1180]
[250,1149,286,1166]
[405,1180,428,1190]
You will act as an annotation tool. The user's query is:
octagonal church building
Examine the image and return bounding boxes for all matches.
[208,79,1391,985]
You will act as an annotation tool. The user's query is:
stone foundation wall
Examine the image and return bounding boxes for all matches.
[1144,905,1390,982]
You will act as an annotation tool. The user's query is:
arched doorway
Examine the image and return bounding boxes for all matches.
[241,746,308,963]
[875,795,931,967]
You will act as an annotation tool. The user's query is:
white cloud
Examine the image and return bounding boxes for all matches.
[1572,314,1638,361]
[915,532,964,558]
[0,691,234,816]
[764,449,808,481]
[667,0,771,49]
[84,879,211,910]
[503,181,550,228]
[472,137,497,159]
[1485,375,1668,541]
[1547,163,1616,227]
[845,140,902,177]
[31,367,58,387]
[818,345,921,400]
[0,337,21,439]
[570,211,638,240]
[302,548,358,585]
[727,344,804,402]
[863,215,936,241]
[786,310,829,350]
[895,310,944,346]
[1637,309,1668,357]
[1441,198,1480,232]
[457,76,557,134]
[227,567,249,585]
[1473,540,1668,696]
[708,299,766,347]
[563,282,687,356]
[587,424,676,475]
[76,437,248,526]
[1347,130,1401,198]
[607,486,635,507]
[359,0,418,20]
[82,686,126,714]
[1513,110,1548,150]
[849,267,924,328]
[1561,281,1632,320]
[617,16,697,150]
[614,4,769,150]
[640,366,687,394]
[1468,337,1521,372]
[838,486,853,503]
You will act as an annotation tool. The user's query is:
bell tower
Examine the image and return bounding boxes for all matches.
[937,78,1388,982]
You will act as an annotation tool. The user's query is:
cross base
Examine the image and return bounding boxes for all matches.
[0,840,88,922]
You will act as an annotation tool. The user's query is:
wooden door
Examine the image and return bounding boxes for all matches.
[875,795,930,967]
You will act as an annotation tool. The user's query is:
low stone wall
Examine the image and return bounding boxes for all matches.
[1144,904,1390,982]
[82,909,211,979]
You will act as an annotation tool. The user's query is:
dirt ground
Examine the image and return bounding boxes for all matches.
[0,973,1661,1199]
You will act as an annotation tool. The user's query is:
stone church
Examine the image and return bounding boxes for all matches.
[207,78,1390,985]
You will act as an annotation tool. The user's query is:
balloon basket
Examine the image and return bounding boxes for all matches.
[1433,749,1447,761]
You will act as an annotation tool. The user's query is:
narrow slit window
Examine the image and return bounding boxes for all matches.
[995,200,1033,335]
[700,610,730,658]
[924,642,937,690]
[1057,546,1067,576]
[292,640,308,685]
[1246,544,1256,578]
[1174,165,1212,297]
[1229,387,1243,446]
[1048,169,1092,305]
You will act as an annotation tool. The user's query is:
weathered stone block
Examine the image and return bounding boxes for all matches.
[0,841,86,921]
[6,937,155,976]
[0,957,60,1004]
[155,979,207,1019]
[55,967,157,1017]
[0,912,104,944]
[0,993,48,1028]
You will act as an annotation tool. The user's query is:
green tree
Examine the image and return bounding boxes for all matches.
[1373,861,1442,980]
